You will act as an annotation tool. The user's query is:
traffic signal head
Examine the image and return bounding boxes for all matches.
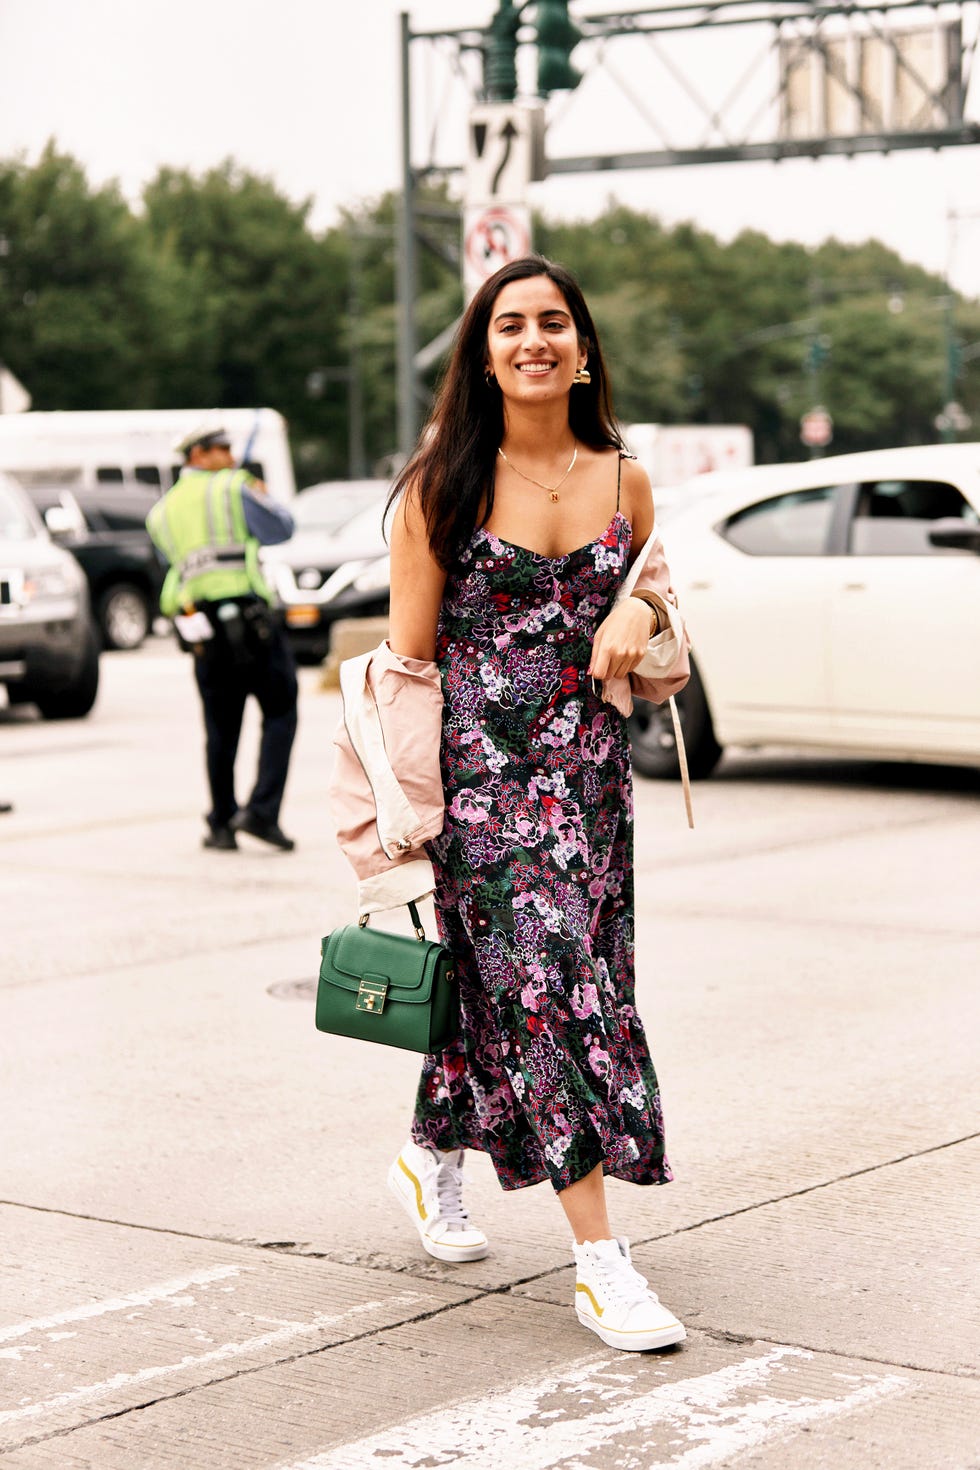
[486,0,520,102]
[536,0,582,96]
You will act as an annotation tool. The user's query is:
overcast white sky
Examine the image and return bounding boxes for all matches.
[1,0,979,296]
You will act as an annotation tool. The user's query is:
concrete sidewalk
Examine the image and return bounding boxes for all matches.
[1,644,977,1467]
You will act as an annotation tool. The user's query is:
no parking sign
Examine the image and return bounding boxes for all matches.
[463,205,531,300]
[800,407,833,448]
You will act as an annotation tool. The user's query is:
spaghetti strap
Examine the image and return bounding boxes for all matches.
[616,448,634,512]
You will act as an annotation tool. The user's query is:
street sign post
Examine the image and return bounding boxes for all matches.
[465,102,543,206]
[800,407,833,448]
[463,205,532,297]
[934,400,972,436]
[463,101,542,299]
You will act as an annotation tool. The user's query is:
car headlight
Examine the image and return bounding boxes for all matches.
[351,556,391,594]
[296,567,324,591]
[23,564,78,601]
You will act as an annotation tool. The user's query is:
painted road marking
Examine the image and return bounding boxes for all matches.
[0,1292,424,1430]
[277,1345,910,1470]
[0,1265,243,1344]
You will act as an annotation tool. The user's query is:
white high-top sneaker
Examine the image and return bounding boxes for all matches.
[388,1139,490,1263]
[574,1236,685,1351]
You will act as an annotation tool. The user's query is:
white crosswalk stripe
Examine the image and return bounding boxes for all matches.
[275,1345,910,1470]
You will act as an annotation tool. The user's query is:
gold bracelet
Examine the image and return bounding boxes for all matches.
[631,593,660,636]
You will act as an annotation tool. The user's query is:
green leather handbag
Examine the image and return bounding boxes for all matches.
[315,901,458,1054]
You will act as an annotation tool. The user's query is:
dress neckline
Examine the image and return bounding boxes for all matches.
[475,509,630,564]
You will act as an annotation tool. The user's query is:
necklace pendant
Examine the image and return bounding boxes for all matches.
[550,490,559,503]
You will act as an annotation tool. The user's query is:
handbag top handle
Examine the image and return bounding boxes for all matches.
[358,900,427,942]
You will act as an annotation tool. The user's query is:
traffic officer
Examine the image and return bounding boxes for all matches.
[147,424,299,852]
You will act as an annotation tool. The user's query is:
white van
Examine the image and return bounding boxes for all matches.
[0,408,296,503]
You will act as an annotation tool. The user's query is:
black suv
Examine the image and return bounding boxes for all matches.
[24,484,165,650]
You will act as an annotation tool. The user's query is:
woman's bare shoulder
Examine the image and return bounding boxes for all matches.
[618,455,653,505]
[391,475,426,538]
[617,455,654,545]
[618,453,651,492]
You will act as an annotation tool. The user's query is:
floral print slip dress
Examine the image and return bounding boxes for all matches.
[411,476,672,1194]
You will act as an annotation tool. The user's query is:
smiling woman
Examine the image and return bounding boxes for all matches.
[349,254,694,1356]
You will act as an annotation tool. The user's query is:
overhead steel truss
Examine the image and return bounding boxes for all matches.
[407,1,980,177]
[395,3,980,449]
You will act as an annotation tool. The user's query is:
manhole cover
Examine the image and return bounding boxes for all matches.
[267,978,317,1001]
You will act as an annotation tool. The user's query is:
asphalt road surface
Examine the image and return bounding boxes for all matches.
[1,638,978,1469]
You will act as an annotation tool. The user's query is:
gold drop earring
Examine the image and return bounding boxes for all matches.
[572,366,591,385]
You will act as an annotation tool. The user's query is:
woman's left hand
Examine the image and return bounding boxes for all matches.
[588,598,653,681]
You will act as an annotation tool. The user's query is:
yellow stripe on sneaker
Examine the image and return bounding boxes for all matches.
[398,1157,427,1221]
[576,1283,604,1318]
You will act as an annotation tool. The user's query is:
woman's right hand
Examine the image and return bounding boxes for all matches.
[588,596,654,681]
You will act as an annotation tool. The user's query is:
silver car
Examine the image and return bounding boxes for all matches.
[262,481,391,663]
[0,472,100,719]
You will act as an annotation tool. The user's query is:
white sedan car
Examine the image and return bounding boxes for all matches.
[630,443,980,778]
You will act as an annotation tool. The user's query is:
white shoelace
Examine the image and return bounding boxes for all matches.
[433,1157,471,1230]
[592,1251,657,1310]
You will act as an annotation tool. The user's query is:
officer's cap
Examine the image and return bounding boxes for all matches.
[174,423,232,457]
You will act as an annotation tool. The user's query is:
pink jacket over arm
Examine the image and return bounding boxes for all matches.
[329,642,445,916]
[600,525,692,716]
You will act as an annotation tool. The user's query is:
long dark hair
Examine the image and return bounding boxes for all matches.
[390,254,626,570]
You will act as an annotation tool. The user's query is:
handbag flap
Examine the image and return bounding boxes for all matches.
[322,924,443,1003]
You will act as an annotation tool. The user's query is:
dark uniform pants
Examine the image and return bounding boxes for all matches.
[193,608,298,832]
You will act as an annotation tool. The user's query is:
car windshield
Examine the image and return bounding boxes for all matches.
[329,499,390,549]
[0,478,39,541]
[294,482,388,535]
[655,482,725,525]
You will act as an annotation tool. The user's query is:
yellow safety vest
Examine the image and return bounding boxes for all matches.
[147,468,272,617]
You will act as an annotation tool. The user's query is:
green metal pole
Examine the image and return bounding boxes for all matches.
[941,295,956,443]
[806,278,826,459]
[347,229,366,479]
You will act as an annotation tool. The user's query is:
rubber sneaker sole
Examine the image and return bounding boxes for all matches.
[576,1307,686,1352]
[386,1162,490,1263]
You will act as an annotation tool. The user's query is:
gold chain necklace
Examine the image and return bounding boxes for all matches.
[497,444,578,503]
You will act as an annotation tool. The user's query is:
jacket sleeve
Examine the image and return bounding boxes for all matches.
[627,531,691,706]
[240,485,295,545]
[328,643,446,916]
[599,527,691,716]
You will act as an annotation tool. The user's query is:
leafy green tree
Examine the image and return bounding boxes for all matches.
[319,189,462,477]
[587,284,689,423]
[3,148,979,471]
[0,145,163,408]
[142,162,346,449]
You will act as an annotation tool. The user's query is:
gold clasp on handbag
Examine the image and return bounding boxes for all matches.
[356,978,388,1015]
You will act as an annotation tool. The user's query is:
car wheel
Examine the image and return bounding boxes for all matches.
[35,625,100,721]
[98,582,152,651]
[628,657,723,780]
